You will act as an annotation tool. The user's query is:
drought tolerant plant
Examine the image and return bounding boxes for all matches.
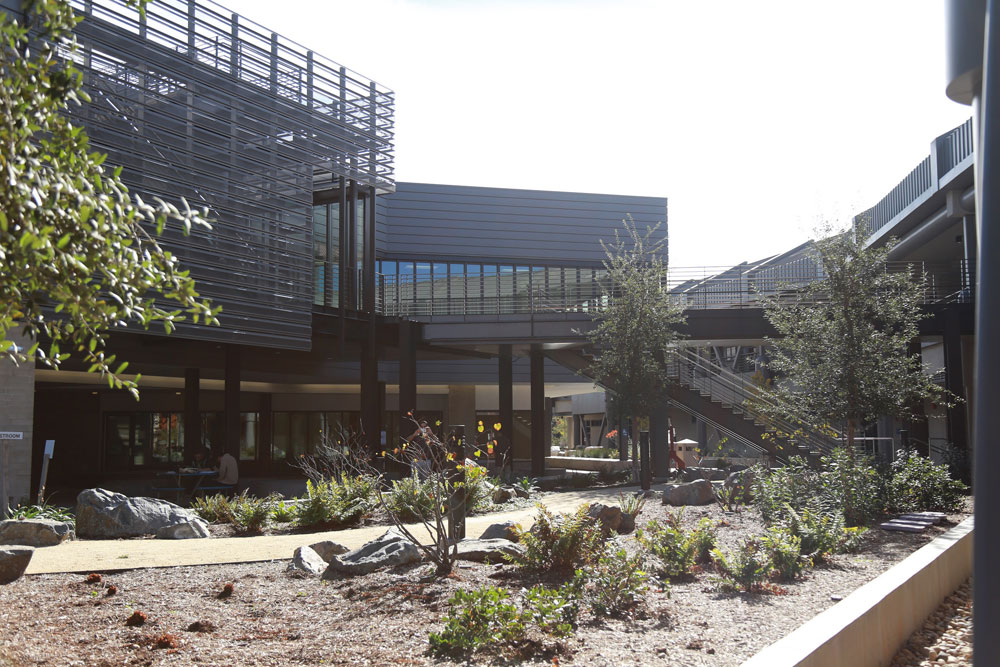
[617,491,647,521]
[230,491,273,534]
[270,500,295,523]
[6,502,74,525]
[781,504,845,563]
[190,493,235,524]
[751,457,820,525]
[384,473,435,523]
[512,504,606,574]
[635,518,697,579]
[715,483,745,513]
[580,548,651,618]
[818,448,886,527]
[760,527,807,581]
[688,518,718,564]
[888,450,967,513]
[514,476,539,497]
[295,476,376,528]
[428,586,526,657]
[521,581,582,637]
[712,538,771,593]
[462,464,496,513]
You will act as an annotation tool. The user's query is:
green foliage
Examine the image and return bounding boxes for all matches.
[270,500,295,523]
[521,581,581,637]
[230,491,273,534]
[512,504,606,574]
[840,526,869,553]
[712,538,771,592]
[782,504,845,563]
[760,527,807,581]
[688,518,718,563]
[819,448,886,527]
[888,450,967,513]
[715,484,745,513]
[761,230,952,448]
[428,587,526,657]
[635,518,696,579]
[0,1,218,398]
[462,464,495,514]
[568,472,598,488]
[580,548,650,618]
[384,473,435,524]
[514,476,539,496]
[751,458,820,524]
[190,493,234,524]
[6,502,74,525]
[617,491,646,519]
[587,216,685,420]
[295,476,376,528]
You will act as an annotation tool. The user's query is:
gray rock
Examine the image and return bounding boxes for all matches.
[322,528,421,578]
[479,521,521,542]
[288,546,327,576]
[587,503,623,533]
[75,488,209,539]
[0,519,75,547]
[0,546,34,584]
[155,520,210,539]
[492,486,514,504]
[618,513,636,535]
[724,469,755,501]
[682,467,728,482]
[663,479,715,506]
[309,540,350,563]
[454,538,525,563]
[513,486,531,499]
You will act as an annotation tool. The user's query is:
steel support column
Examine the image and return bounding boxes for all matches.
[944,307,968,451]
[399,320,417,438]
[650,408,669,478]
[499,344,514,475]
[224,345,240,457]
[183,368,200,458]
[361,331,379,455]
[530,344,545,476]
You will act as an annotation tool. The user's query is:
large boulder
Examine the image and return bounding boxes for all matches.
[0,546,34,584]
[156,520,210,539]
[0,519,75,547]
[454,538,525,563]
[287,546,327,576]
[492,486,515,504]
[75,488,209,539]
[663,479,715,506]
[322,528,421,578]
[682,467,728,482]
[309,540,350,563]
[479,521,521,542]
[587,503,623,533]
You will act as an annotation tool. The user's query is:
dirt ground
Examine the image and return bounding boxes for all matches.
[0,499,971,666]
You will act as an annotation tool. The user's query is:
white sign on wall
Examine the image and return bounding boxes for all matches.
[0,432,23,440]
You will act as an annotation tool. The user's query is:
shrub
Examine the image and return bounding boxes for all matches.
[635,519,696,579]
[296,476,377,528]
[819,448,886,527]
[271,500,295,523]
[840,525,869,553]
[191,494,234,524]
[715,484,745,513]
[428,587,526,657]
[384,473,435,524]
[230,491,272,534]
[782,504,844,563]
[752,458,825,524]
[888,450,967,513]
[569,472,598,488]
[617,491,646,520]
[688,518,718,564]
[522,581,581,637]
[336,474,378,522]
[514,476,539,496]
[760,527,807,580]
[580,548,650,618]
[712,538,771,592]
[463,464,495,514]
[6,502,74,525]
[513,504,605,574]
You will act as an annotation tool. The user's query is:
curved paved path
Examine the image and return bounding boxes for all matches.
[24,484,668,574]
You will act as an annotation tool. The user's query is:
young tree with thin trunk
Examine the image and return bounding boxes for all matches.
[762,229,951,454]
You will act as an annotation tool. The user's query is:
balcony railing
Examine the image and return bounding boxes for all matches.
[375,260,974,318]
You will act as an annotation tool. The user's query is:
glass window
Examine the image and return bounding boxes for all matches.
[240,412,259,461]
[152,412,184,464]
[272,412,289,461]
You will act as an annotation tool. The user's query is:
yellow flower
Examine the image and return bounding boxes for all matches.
[493,422,502,431]
[477,424,485,433]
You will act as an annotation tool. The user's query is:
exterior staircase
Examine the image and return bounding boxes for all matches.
[546,347,840,464]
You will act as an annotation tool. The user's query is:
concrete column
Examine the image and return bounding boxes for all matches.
[398,320,417,439]
[224,345,240,458]
[498,345,513,473]
[0,327,34,510]
[530,344,545,476]
[446,386,476,445]
[183,368,200,457]
[361,325,379,454]
[650,408,669,478]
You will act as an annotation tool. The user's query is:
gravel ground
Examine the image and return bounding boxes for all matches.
[0,499,971,666]
[890,579,972,666]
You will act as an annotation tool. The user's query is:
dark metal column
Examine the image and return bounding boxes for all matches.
[943,307,968,451]
[224,345,240,457]
[399,320,417,438]
[361,332,379,455]
[530,344,545,476]
[499,344,514,475]
[183,368,200,457]
[639,431,651,491]
[650,409,669,479]
[259,393,272,467]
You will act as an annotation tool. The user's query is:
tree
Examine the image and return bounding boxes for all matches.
[587,216,686,470]
[761,229,950,453]
[0,0,218,398]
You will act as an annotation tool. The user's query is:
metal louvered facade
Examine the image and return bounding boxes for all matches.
[63,0,395,349]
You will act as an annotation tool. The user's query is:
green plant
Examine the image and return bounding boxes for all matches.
[336,474,378,523]
[752,458,820,525]
[617,491,646,520]
[888,450,967,513]
[840,526,869,553]
[712,538,771,592]
[688,518,718,563]
[761,527,807,580]
[580,548,650,617]
[715,484,745,513]
[462,464,495,513]
[384,473,435,524]
[635,518,696,579]
[514,476,539,496]
[819,448,886,527]
[296,476,377,528]
[512,504,605,574]
[6,502,74,525]
[521,582,581,637]
[270,500,295,523]
[190,494,234,524]
[782,504,844,562]
[230,491,272,534]
[568,472,598,488]
[428,586,526,657]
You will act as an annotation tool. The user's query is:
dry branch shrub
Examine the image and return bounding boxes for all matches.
[85,573,102,584]
[152,633,179,649]
[125,610,147,627]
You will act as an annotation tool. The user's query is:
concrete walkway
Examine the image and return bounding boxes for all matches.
[24,485,667,575]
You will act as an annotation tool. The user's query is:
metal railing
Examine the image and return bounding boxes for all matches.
[666,348,840,459]
[936,117,975,178]
[375,259,973,318]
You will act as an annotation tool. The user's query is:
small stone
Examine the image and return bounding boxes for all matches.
[0,546,34,584]
[831,594,843,602]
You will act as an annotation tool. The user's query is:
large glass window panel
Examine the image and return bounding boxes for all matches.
[312,205,327,306]
[499,265,514,313]
[105,415,132,471]
[240,412,259,461]
[290,412,307,458]
[272,412,289,461]
[329,202,340,306]
[467,264,482,314]
[415,262,431,314]
[133,414,149,467]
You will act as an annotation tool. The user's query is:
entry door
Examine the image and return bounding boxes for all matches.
[104,414,151,471]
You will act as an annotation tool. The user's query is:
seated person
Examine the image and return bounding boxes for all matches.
[215,451,239,486]
[190,447,211,469]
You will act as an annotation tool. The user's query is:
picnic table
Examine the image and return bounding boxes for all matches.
[152,468,225,502]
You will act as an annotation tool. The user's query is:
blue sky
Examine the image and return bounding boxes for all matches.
[229,0,971,267]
